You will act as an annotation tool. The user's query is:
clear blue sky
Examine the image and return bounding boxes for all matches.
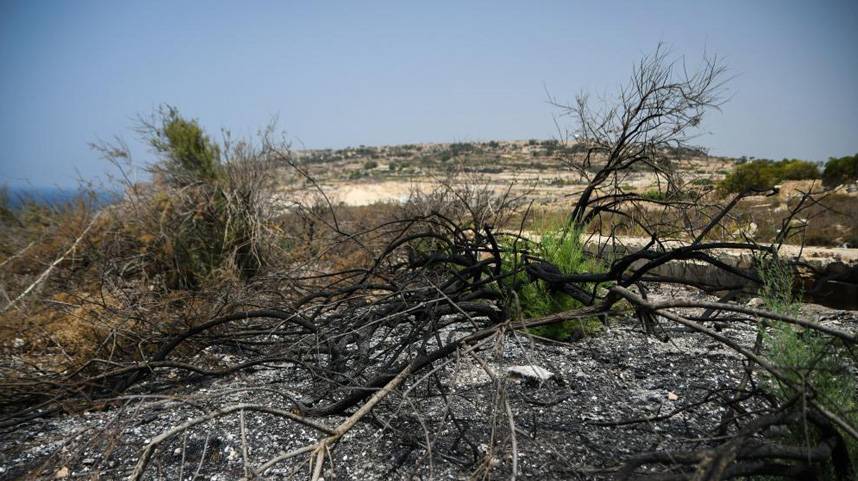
[1,0,857,188]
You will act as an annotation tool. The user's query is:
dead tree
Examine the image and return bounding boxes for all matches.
[553,44,728,229]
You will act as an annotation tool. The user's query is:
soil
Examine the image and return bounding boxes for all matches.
[2,285,855,480]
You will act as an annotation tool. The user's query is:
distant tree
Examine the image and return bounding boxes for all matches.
[718,159,820,194]
[449,142,475,155]
[778,159,820,181]
[823,153,858,186]
[718,161,780,193]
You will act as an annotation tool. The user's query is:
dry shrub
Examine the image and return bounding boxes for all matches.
[570,185,857,248]
[399,172,530,232]
[0,109,285,380]
[97,108,278,289]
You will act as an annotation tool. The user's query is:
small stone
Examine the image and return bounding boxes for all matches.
[507,365,554,381]
[13,338,24,348]
[667,391,679,401]
[226,446,239,461]
[55,467,69,479]
[746,297,765,308]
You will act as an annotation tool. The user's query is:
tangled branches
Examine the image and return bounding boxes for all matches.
[1,48,856,480]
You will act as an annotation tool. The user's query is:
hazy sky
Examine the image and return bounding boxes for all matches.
[1,0,857,188]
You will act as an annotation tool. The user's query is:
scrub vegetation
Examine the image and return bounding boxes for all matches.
[1,48,856,481]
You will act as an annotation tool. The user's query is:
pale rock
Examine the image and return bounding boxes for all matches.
[746,297,765,308]
[226,446,239,461]
[506,365,554,381]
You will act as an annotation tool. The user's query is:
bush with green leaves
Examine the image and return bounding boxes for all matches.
[502,224,603,340]
[149,107,222,185]
[718,159,820,194]
[778,158,821,181]
[823,153,858,186]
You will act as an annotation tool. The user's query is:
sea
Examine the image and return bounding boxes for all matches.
[2,186,119,209]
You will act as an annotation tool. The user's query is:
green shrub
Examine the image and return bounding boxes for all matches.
[778,159,820,181]
[150,107,222,184]
[758,257,858,471]
[718,161,777,193]
[502,224,603,340]
[448,142,475,156]
[718,159,820,194]
[641,189,667,201]
[640,188,694,202]
[132,108,269,288]
[823,153,858,186]
[757,257,799,316]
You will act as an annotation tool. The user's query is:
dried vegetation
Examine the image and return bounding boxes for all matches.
[1,48,856,481]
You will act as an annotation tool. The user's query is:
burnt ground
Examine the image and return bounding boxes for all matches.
[1,284,855,481]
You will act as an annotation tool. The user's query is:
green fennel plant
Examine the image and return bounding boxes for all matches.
[502,222,603,340]
[757,256,858,474]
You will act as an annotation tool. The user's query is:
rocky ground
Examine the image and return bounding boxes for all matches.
[1,285,855,481]
[276,140,733,208]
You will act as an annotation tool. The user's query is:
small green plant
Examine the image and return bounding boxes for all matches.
[502,222,603,340]
[757,257,799,316]
[757,256,858,472]
[641,189,667,201]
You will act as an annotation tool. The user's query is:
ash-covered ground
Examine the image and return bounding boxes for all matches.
[1,285,855,481]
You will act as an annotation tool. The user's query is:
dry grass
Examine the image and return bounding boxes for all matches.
[502,189,857,248]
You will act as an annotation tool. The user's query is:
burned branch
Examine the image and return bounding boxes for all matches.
[1,49,855,481]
